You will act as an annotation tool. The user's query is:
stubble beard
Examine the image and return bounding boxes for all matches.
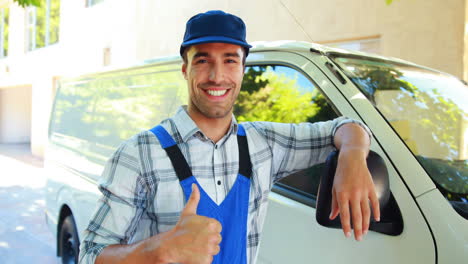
[189,98,234,119]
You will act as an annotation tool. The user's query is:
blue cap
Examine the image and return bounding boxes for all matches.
[180,10,252,57]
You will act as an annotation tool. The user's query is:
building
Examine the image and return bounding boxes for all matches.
[0,0,466,157]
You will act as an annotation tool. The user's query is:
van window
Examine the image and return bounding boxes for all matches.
[88,69,187,148]
[332,55,468,218]
[52,65,186,147]
[236,65,339,202]
[50,64,187,177]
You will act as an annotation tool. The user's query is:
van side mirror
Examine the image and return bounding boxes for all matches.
[316,150,404,236]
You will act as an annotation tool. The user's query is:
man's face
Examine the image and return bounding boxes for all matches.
[182,43,245,119]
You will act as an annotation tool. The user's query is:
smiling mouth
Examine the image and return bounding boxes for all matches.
[206,89,228,96]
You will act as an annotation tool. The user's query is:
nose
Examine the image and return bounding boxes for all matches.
[208,62,224,83]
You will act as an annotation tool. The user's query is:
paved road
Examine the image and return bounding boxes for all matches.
[0,144,59,264]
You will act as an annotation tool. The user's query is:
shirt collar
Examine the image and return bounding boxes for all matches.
[171,106,239,143]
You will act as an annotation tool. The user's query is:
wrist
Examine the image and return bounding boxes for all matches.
[138,230,175,264]
[338,145,368,160]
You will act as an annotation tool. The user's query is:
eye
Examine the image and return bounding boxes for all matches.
[195,59,208,64]
[226,59,238,63]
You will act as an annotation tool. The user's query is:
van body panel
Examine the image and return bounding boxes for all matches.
[416,189,468,264]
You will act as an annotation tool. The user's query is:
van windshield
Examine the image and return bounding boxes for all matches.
[332,55,468,217]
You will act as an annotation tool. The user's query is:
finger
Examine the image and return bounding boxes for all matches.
[207,218,222,233]
[330,188,339,220]
[361,199,371,236]
[351,197,363,241]
[211,233,222,245]
[211,244,221,256]
[338,196,351,238]
[370,189,381,222]
[182,183,200,216]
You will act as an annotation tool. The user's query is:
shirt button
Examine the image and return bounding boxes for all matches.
[215,145,218,149]
[217,180,221,185]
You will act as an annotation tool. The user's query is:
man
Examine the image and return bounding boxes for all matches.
[79,10,380,264]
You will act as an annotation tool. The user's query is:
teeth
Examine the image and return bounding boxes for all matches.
[207,90,227,96]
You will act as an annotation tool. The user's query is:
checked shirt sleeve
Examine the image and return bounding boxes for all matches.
[78,135,148,264]
[252,116,371,183]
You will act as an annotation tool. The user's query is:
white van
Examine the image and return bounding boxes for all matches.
[45,41,467,264]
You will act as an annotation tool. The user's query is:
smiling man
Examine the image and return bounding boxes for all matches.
[79,10,380,264]
[183,42,245,142]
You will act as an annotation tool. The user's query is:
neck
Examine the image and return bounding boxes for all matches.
[187,107,232,143]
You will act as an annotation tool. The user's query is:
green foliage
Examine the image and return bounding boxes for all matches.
[1,8,8,57]
[35,1,46,48]
[49,0,60,44]
[241,66,271,94]
[237,79,316,123]
[349,66,418,104]
[235,66,337,124]
[306,92,337,123]
[24,0,60,50]
[14,0,41,8]
[418,156,468,197]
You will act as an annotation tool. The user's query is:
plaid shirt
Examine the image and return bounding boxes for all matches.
[79,106,371,264]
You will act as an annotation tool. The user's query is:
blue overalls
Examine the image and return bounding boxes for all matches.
[149,124,252,264]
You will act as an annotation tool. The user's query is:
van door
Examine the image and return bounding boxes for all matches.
[243,51,435,264]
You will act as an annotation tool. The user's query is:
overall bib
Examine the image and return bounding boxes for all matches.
[149,124,252,264]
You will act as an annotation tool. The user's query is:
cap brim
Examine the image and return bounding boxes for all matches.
[181,36,252,55]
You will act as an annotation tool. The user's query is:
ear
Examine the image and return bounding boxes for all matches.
[182,63,188,80]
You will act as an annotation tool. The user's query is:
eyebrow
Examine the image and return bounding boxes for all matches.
[192,52,240,59]
[193,52,209,59]
[223,52,240,58]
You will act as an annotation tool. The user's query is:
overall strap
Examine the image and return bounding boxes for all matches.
[149,125,192,181]
[237,124,252,179]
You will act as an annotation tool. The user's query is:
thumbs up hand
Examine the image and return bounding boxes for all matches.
[162,184,222,264]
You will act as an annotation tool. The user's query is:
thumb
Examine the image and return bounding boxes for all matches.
[181,183,200,216]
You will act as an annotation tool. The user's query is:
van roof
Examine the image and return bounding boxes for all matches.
[249,40,420,67]
[142,40,423,71]
[63,41,438,81]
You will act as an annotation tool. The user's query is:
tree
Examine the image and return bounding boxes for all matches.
[13,0,41,8]
[235,66,336,124]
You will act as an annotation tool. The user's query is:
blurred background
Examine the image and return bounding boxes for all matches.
[0,0,466,157]
[0,0,466,263]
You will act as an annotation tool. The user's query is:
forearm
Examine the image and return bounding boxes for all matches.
[95,231,173,264]
[254,118,350,176]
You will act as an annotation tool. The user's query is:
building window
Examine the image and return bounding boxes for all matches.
[86,0,104,7]
[25,0,60,51]
[0,7,9,58]
[326,37,381,55]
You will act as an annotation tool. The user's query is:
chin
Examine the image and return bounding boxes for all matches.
[203,107,232,119]
[205,111,230,119]
[190,101,233,119]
